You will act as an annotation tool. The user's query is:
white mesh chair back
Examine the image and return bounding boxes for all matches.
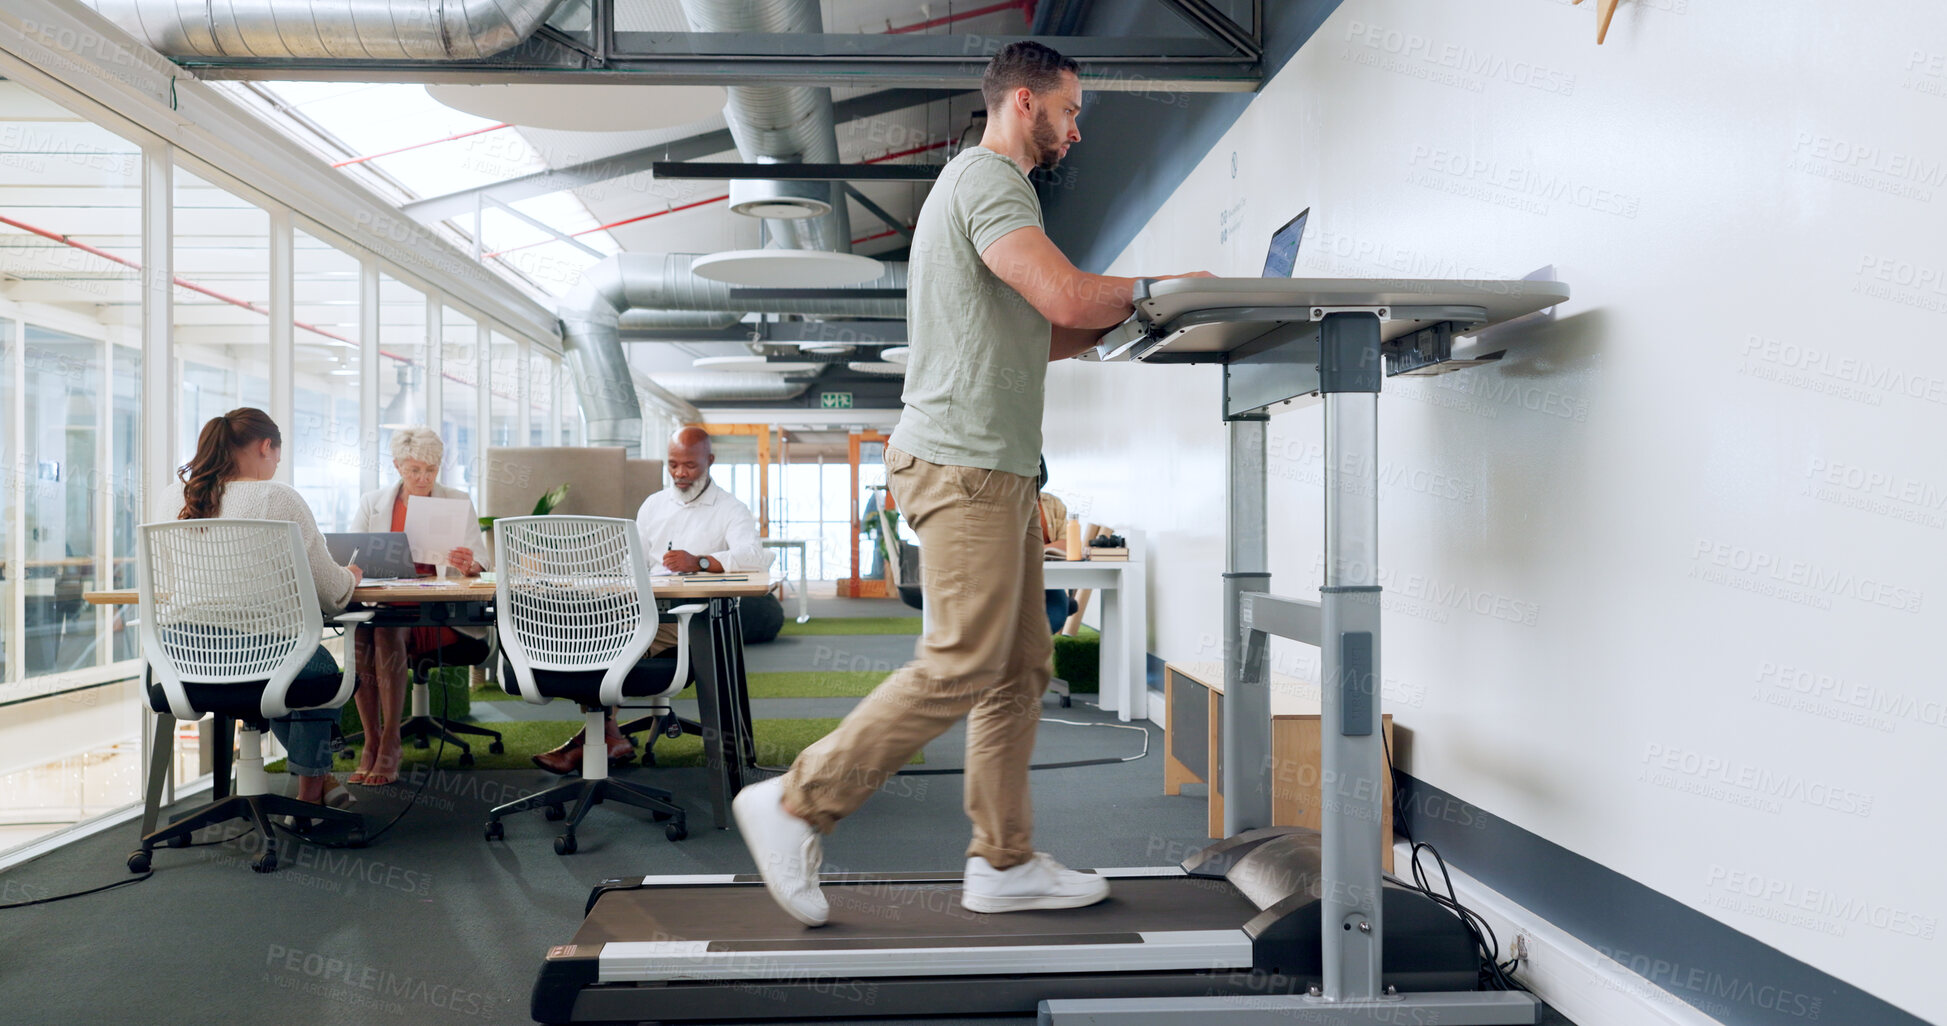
[136,519,324,721]
[494,516,657,707]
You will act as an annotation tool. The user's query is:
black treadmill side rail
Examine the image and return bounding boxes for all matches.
[1246,883,1478,988]
[534,943,602,1025]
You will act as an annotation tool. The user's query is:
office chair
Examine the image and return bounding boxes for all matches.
[342,632,504,767]
[487,516,703,853]
[128,520,370,874]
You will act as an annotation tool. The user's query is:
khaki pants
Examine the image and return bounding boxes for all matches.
[783,446,1051,868]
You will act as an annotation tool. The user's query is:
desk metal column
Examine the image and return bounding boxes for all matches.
[1221,415,1271,834]
[1318,311,1387,1002]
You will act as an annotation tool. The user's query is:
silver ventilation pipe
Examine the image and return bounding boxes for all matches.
[619,311,743,332]
[676,0,851,253]
[561,254,906,453]
[81,0,566,60]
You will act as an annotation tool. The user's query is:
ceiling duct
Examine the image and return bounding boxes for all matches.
[649,372,812,403]
[560,253,905,454]
[676,0,851,253]
[80,0,567,60]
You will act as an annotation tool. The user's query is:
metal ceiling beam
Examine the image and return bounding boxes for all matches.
[622,320,906,344]
[483,196,606,259]
[1159,0,1263,60]
[400,88,959,222]
[843,186,914,243]
[179,33,1259,92]
[651,162,939,182]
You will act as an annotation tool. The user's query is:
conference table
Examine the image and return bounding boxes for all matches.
[84,573,775,834]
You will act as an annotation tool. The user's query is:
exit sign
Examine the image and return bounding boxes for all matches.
[820,392,854,409]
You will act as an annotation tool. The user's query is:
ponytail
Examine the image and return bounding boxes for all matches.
[178,407,281,520]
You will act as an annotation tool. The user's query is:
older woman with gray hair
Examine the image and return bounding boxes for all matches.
[347,427,490,786]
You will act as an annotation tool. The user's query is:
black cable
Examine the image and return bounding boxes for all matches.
[0,869,154,909]
[273,638,453,850]
[1384,841,1529,993]
[1382,727,1412,844]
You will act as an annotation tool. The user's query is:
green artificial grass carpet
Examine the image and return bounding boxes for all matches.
[474,670,888,703]
[275,717,919,772]
[778,616,922,636]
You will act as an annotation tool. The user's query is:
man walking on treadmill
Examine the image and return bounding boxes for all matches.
[734,41,1212,926]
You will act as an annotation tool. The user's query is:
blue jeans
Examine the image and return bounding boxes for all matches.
[1045,590,1076,634]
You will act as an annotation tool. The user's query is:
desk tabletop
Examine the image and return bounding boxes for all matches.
[82,574,775,606]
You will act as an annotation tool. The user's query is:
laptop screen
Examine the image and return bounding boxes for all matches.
[1261,208,1309,278]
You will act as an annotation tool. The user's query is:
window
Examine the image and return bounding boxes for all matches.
[173,167,270,464]
[490,330,522,450]
[376,273,427,471]
[0,82,147,849]
[528,349,555,446]
[441,306,479,498]
[291,229,362,530]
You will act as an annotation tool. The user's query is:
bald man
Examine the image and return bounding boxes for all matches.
[531,428,773,774]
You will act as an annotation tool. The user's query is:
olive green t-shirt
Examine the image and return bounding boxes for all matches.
[888,147,1051,478]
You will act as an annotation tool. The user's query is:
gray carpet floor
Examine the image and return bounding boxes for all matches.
[0,612,1578,1026]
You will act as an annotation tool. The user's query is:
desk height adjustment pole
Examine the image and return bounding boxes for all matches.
[1222,412,1271,836]
[1319,311,1387,1003]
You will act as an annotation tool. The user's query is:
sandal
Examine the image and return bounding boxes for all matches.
[346,770,370,786]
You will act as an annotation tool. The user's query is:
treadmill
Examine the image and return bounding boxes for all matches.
[536,276,1570,1026]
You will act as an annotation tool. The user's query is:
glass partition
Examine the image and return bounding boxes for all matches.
[0,81,147,852]
[489,330,522,450]
[173,167,270,463]
[441,306,479,499]
[291,229,362,530]
[528,349,555,446]
[376,273,427,472]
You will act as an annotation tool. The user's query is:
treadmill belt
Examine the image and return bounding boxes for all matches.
[576,876,1257,947]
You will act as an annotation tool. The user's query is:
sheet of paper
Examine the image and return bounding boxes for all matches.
[403,494,471,566]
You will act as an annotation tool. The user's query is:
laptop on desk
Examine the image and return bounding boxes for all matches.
[1093,207,1313,362]
[324,532,421,580]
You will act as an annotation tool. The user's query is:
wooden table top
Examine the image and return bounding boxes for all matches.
[83,574,776,606]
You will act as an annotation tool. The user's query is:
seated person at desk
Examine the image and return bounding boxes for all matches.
[1036,456,1078,633]
[532,426,774,774]
[173,407,361,808]
[348,427,490,786]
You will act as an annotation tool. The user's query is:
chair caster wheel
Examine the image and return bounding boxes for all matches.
[127,850,151,873]
[640,751,658,768]
[488,741,505,754]
[665,822,688,842]
[543,804,565,821]
[166,834,189,849]
[484,821,504,841]
[1060,696,1072,708]
[414,736,430,749]
[346,829,368,849]
[457,752,475,768]
[664,722,683,739]
[554,833,577,855]
[251,852,278,873]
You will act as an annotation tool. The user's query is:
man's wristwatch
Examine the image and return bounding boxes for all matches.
[698,555,714,573]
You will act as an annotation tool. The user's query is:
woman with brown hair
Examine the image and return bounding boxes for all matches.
[173,407,362,807]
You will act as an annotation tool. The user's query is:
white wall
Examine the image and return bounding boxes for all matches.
[1046,1,1945,1020]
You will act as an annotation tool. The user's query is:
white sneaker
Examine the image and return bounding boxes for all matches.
[731,777,828,927]
[961,853,1110,913]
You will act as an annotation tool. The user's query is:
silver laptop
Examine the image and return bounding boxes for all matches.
[323,532,422,579]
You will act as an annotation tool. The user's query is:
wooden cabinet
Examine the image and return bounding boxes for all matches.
[1164,661,1394,871]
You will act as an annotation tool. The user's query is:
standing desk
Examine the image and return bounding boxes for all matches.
[84,573,775,837]
[528,279,1568,1026]
[1046,277,1571,1025]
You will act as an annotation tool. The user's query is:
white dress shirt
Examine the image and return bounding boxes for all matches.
[635,478,773,574]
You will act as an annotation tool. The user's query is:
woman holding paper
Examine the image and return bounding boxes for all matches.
[347,427,490,786]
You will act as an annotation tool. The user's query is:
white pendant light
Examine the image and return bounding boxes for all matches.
[691,250,886,288]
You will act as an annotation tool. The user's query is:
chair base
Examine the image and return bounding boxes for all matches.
[127,792,366,875]
[484,776,688,853]
[618,709,704,767]
[344,715,506,766]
